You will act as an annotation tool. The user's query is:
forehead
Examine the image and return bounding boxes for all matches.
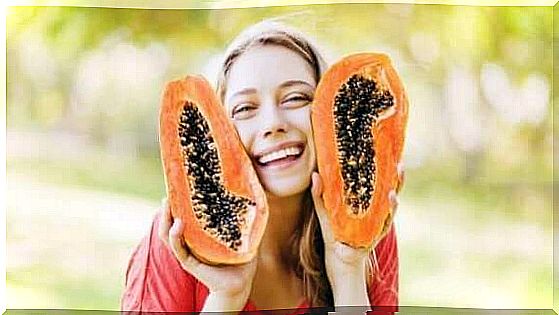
[225,45,316,98]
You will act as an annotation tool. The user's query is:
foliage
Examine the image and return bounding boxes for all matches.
[6,3,553,310]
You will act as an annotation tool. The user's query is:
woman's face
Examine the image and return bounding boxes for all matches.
[224,45,317,198]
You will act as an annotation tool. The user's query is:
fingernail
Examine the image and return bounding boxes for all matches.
[389,190,397,202]
[170,219,181,235]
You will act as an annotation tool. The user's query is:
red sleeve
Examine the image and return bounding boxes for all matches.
[368,223,399,313]
[120,212,201,313]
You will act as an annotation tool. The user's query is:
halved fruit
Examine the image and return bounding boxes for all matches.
[312,53,408,248]
[159,76,269,265]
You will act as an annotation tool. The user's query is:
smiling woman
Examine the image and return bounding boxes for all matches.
[121,20,401,313]
[225,45,317,198]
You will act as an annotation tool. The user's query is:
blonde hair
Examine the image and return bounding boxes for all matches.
[215,20,378,307]
[216,21,327,103]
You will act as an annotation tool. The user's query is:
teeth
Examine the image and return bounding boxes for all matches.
[258,146,302,164]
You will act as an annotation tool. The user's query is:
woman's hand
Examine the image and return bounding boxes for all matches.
[310,163,403,307]
[158,199,257,312]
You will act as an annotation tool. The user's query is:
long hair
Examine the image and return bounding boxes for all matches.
[215,20,378,307]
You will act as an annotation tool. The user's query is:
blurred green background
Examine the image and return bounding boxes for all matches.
[6,3,553,310]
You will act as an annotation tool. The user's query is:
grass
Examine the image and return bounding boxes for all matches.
[7,154,166,202]
[6,153,553,310]
[402,158,552,225]
[8,266,121,310]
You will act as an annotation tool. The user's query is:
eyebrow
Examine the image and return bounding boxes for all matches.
[231,80,313,98]
[228,79,314,104]
[279,80,314,90]
[230,88,257,100]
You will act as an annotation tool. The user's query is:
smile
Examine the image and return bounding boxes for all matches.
[255,143,305,166]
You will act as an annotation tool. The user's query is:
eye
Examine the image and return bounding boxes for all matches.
[282,93,312,108]
[231,103,257,120]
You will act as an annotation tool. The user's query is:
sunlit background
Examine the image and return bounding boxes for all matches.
[6,3,553,310]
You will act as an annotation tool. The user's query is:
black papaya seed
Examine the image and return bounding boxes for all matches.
[333,75,394,215]
[178,101,255,251]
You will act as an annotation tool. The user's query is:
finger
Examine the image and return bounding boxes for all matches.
[168,220,222,286]
[158,197,172,246]
[169,219,197,270]
[311,171,324,198]
[377,190,398,243]
[389,190,399,219]
[335,242,368,264]
[311,172,334,243]
[396,162,405,193]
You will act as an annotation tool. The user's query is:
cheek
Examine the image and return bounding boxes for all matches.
[232,121,255,152]
[291,106,314,149]
[286,107,316,162]
[287,106,313,136]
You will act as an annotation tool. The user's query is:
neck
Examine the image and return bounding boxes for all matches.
[258,191,306,266]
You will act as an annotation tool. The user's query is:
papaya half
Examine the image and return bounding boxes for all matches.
[312,53,408,248]
[159,76,269,265]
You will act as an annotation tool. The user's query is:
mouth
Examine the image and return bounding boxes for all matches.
[254,142,305,168]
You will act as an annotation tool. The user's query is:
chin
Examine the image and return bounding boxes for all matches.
[263,176,311,199]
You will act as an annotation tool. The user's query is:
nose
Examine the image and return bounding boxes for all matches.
[263,120,287,137]
[259,100,288,138]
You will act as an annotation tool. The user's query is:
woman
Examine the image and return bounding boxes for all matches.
[121,20,402,313]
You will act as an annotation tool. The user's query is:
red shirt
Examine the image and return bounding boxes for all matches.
[121,212,399,314]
